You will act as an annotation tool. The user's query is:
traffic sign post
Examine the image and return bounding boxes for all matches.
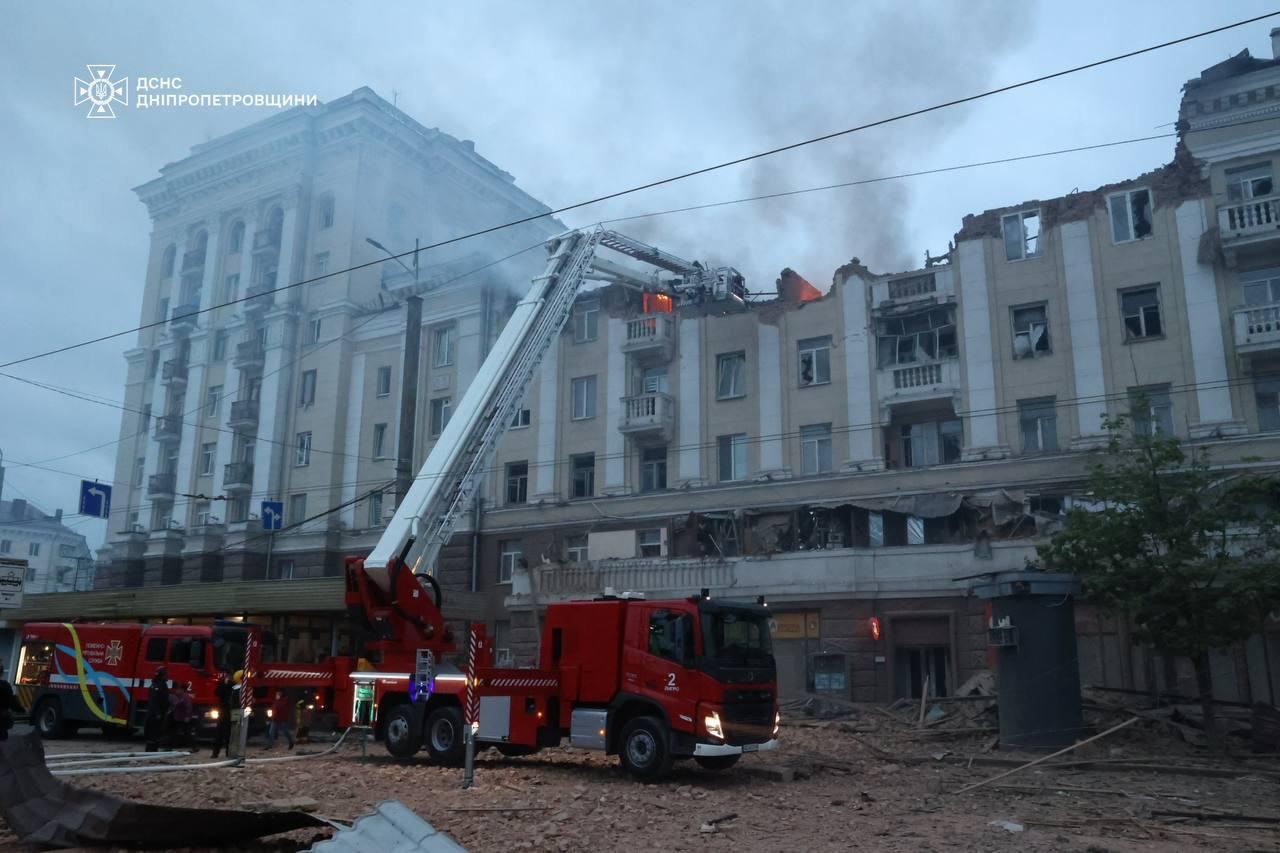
[0,558,26,610]
[78,480,112,520]
[261,501,283,578]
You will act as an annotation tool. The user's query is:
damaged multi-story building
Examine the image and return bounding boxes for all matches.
[464,34,1280,705]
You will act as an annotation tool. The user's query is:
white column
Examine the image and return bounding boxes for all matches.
[1062,221,1110,448]
[756,323,790,478]
[173,356,206,524]
[957,240,1009,460]
[532,342,559,499]
[676,317,704,486]
[603,317,628,495]
[251,321,293,503]
[841,275,882,471]
[1176,200,1245,437]
[341,352,366,528]
[276,204,300,303]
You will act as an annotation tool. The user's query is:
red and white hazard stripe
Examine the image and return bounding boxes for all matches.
[262,670,329,680]
[485,677,559,689]
[464,626,479,727]
[241,634,255,714]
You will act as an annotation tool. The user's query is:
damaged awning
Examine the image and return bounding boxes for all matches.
[743,489,1026,522]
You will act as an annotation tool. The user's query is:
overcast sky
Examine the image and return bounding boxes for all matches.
[0,1,1274,553]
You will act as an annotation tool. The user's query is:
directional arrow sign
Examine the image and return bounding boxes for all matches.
[261,500,284,531]
[79,480,112,520]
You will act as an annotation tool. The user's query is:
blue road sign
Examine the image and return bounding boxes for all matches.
[79,480,112,520]
[261,500,284,531]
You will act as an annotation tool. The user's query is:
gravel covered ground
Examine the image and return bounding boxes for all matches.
[4,715,1280,852]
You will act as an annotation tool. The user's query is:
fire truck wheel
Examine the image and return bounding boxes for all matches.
[619,716,672,782]
[425,706,465,767]
[383,703,422,759]
[694,754,741,771]
[34,698,69,739]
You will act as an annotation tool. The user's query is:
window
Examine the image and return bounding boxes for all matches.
[212,330,228,361]
[59,544,77,558]
[1257,376,1280,431]
[289,493,307,526]
[28,542,40,557]
[574,303,599,343]
[272,560,295,581]
[306,317,322,344]
[876,307,957,367]
[295,431,312,466]
[432,325,455,368]
[160,244,175,278]
[640,446,668,492]
[1002,209,1041,260]
[511,408,531,428]
[565,534,588,563]
[899,420,963,467]
[1011,304,1051,358]
[571,453,594,498]
[506,462,529,505]
[1226,163,1273,202]
[299,370,317,406]
[1121,286,1162,340]
[429,397,451,438]
[317,194,335,229]
[1108,188,1153,243]
[145,638,167,662]
[372,423,389,458]
[147,350,160,378]
[205,385,222,418]
[718,433,748,482]
[571,375,597,420]
[717,351,747,399]
[647,609,692,662]
[1242,269,1280,307]
[376,365,392,397]
[800,423,833,474]
[798,336,832,386]
[133,457,145,486]
[638,529,664,558]
[223,274,239,304]
[498,540,522,584]
[1018,398,1058,452]
[229,222,245,254]
[313,252,329,276]
[368,490,384,527]
[25,567,36,582]
[0,540,9,554]
[141,404,152,431]
[157,297,169,325]
[200,443,216,476]
[1130,385,1173,437]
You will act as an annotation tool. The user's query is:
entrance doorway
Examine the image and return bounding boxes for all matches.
[890,614,953,700]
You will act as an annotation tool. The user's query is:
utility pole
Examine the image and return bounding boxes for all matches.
[396,239,422,507]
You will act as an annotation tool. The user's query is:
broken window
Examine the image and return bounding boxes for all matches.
[1225,163,1273,202]
[571,453,595,498]
[898,420,962,468]
[1256,376,1280,432]
[798,336,831,386]
[716,351,746,399]
[1002,210,1041,261]
[1120,286,1162,340]
[1129,385,1174,437]
[1011,304,1050,359]
[888,273,936,300]
[1018,397,1058,452]
[876,307,957,368]
[1241,269,1280,307]
[505,461,528,505]
[1108,188,1153,243]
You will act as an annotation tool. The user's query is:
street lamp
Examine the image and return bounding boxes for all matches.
[366,237,419,286]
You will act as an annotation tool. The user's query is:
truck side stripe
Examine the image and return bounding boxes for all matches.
[60,623,128,726]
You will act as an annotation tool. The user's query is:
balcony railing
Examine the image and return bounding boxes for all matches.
[223,462,254,491]
[181,248,206,273]
[228,399,259,427]
[234,339,265,368]
[1233,302,1280,354]
[619,392,675,441]
[888,273,937,300]
[252,228,282,253]
[535,558,734,597]
[621,315,676,361]
[244,283,274,312]
[878,358,960,404]
[153,415,182,442]
[1219,195,1280,240]
[147,473,176,497]
[161,359,188,386]
[169,303,199,330]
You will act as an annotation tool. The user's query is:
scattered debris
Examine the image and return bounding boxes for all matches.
[311,800,465,852]
[989,819,1025,833]
[953,717,1141,795]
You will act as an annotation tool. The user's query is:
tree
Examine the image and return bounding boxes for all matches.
[1038,411,1280,748]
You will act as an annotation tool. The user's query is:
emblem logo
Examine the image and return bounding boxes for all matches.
[105,639,125,666]
[74,65,129,119]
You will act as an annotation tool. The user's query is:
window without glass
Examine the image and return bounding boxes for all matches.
[295,431,312,466]
[800,423,833,475]
[147,350,160,378]
[498,540,522,583]
[223,274,239,304]
[640,446,668,492]
[798,336,832,386]
[1242,269,1280,307]
[1129,385,1174,437]
[229,222,245,254]
[638,528,664,558]
[718,433,748,482]
[574,303,599,343]
[299,370,317,406]
[571,375,597,419]
[205,385,222,418]
[317,194,335,229]
[510,408,531,428]
[1002,209,1041,260]
[160,245,176,278]
[200,442,216,476]
[716,351,746,399]
[368,490,383,527]
[571,453,595,498]
[306,317,322,344]
[372,423,388,458]
[1226,163,1274,202]
[1256,376,1280,431]
[1108,188,1153,242]
[213,330,228,361]
[376,365,392,397]
[289,493,307,526]
[429,397,451,438]
[565,534,588,563]
[1121,286,1162,340]
[1018,397,1058,452]
[506,461,529,505]
[1011,304,1051,359]
[432,325,455,368]
[899,420,963,467]
[876,307,957,367]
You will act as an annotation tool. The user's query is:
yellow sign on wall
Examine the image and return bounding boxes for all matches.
[769,612,820,640]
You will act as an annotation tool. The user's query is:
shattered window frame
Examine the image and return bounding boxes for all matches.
[1018,397,1059,452]
[1011,302,1051,359]
[1120,285,1163,341]
[1001,209,1042,261]
[1108,187,1153,243]
[570,452,595,498]
[716,351,747,399]
[898,419,963,467]
[505,460,528,505]
[875,307,958,368]
[1225,162,1273,202]
[797,336,832,387]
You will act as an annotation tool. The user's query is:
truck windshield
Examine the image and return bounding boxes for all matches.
[703,610,772,661]
[212,629,247,674]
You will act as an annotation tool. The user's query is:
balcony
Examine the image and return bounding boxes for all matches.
[223,462,254,491]
[871,267,956,308]
[153,415,182,443]
[1218,196,1280,266]
[147,473,176,499]
[619,392,675,442]
[877,358,961,406]
[181,248,206,273]
[1233,303,1280,355]
[621,315,676,362]
[234,339,265,369]
[527,558,734,599]
[160,359,188,388]
[169,303,199,333]
[244,283,274,313]
[227,398,260,428]
[252,227,282,253]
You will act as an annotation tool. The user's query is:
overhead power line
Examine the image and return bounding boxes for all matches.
[1,12,1274,372]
